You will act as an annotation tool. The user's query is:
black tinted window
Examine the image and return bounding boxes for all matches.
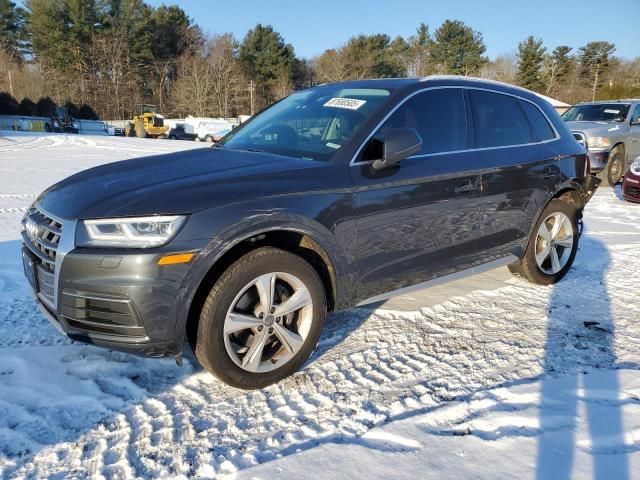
[520,100,556,141]
[631,104,640,124]
[470,90,532,148]
[380,88,468,155]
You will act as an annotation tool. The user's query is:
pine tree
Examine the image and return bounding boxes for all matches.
[0,0,26,58]
[25,0,96,74]
[239,24,297,106]
[516,36,546,92]
[408,22,432,76]
[578,41,616,101]
[431,20,487,75]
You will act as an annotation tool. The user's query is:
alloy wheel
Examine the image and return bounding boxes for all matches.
[223,272,313,373]
[534,212,574,275]
[609,155,624,185]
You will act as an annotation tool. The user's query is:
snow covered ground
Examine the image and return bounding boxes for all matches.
[1,132,640,479]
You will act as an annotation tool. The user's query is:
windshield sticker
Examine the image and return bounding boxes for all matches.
[604,109,620,114]
[324,97,367,110]
[326,142,341,149]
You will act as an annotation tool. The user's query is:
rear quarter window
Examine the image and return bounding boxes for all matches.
[519,100,556,142]
[469,90,532,148]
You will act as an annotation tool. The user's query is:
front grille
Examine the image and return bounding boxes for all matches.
[22,206,63,308]
[23,206,62,272]
[624,184,640,198]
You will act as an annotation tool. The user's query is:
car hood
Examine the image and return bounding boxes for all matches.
[38,147,330,220]
[564,121,626,136]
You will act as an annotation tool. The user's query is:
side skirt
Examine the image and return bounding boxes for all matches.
[355,255,518,307]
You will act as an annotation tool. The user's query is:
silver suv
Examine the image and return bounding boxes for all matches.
[563,100,640,185]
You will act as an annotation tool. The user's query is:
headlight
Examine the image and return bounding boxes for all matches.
[78,215,186,248]
[587,136,611,149]
[631,158,640,175]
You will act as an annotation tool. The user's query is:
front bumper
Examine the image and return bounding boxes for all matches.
[622,169,640,203]
[21,208,199,358]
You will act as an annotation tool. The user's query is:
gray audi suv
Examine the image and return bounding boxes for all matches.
[22,76,599,389]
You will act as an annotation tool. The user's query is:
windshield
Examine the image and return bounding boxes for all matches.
[562,104,630,123]
[221,86,392,160]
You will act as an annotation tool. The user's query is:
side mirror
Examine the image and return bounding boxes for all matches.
[632,117,640,126]
[372,128,422,170]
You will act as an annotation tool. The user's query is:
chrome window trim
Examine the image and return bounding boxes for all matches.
[350,85,561,166]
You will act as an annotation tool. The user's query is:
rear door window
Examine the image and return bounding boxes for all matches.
[520,100,556,142]
[469,90,532,148]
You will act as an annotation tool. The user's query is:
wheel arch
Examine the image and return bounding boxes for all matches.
[519,185,584,259]
[181,228,339,352]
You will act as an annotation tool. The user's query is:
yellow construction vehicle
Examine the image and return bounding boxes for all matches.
[124,104,169,138]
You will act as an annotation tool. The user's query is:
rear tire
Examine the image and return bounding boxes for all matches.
[509,199,579,285]
[599,146,625,186]
[193,247,326,389]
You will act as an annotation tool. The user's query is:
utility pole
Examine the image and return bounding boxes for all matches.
[7,70,13,98]
[249,80,255,115]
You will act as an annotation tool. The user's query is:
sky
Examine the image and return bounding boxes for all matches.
[148,0,640,60]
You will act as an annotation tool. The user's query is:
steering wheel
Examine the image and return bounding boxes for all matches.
[268,124,299,146]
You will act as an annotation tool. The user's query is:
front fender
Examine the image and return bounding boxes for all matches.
[170,193,357,352]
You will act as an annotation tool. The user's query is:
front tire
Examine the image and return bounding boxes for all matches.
[600,146,625,186]
[509,199,579,285]
[193,247,327,389]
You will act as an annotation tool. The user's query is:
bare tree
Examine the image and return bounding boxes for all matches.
[172,52,214,117]
[208,34,240,117]
[91,30,136,119]
[0,48,46,105]
[0,47,16,97]
[171,33,244,118]
[479,54,518,83]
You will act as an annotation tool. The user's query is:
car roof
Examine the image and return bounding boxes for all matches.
[318,75,542,100]
[574,99,640,105]
[316,78,420,89]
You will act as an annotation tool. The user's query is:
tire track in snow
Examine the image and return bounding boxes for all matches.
[0,194,36,199]
[0,207,28,214]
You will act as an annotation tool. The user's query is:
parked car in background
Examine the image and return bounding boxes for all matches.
[212,128,231,142]
[164,124,194,141]
[195,120,231,143]
[622,157,640,203]
[562,100,640,186]
[21,76,599,389]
